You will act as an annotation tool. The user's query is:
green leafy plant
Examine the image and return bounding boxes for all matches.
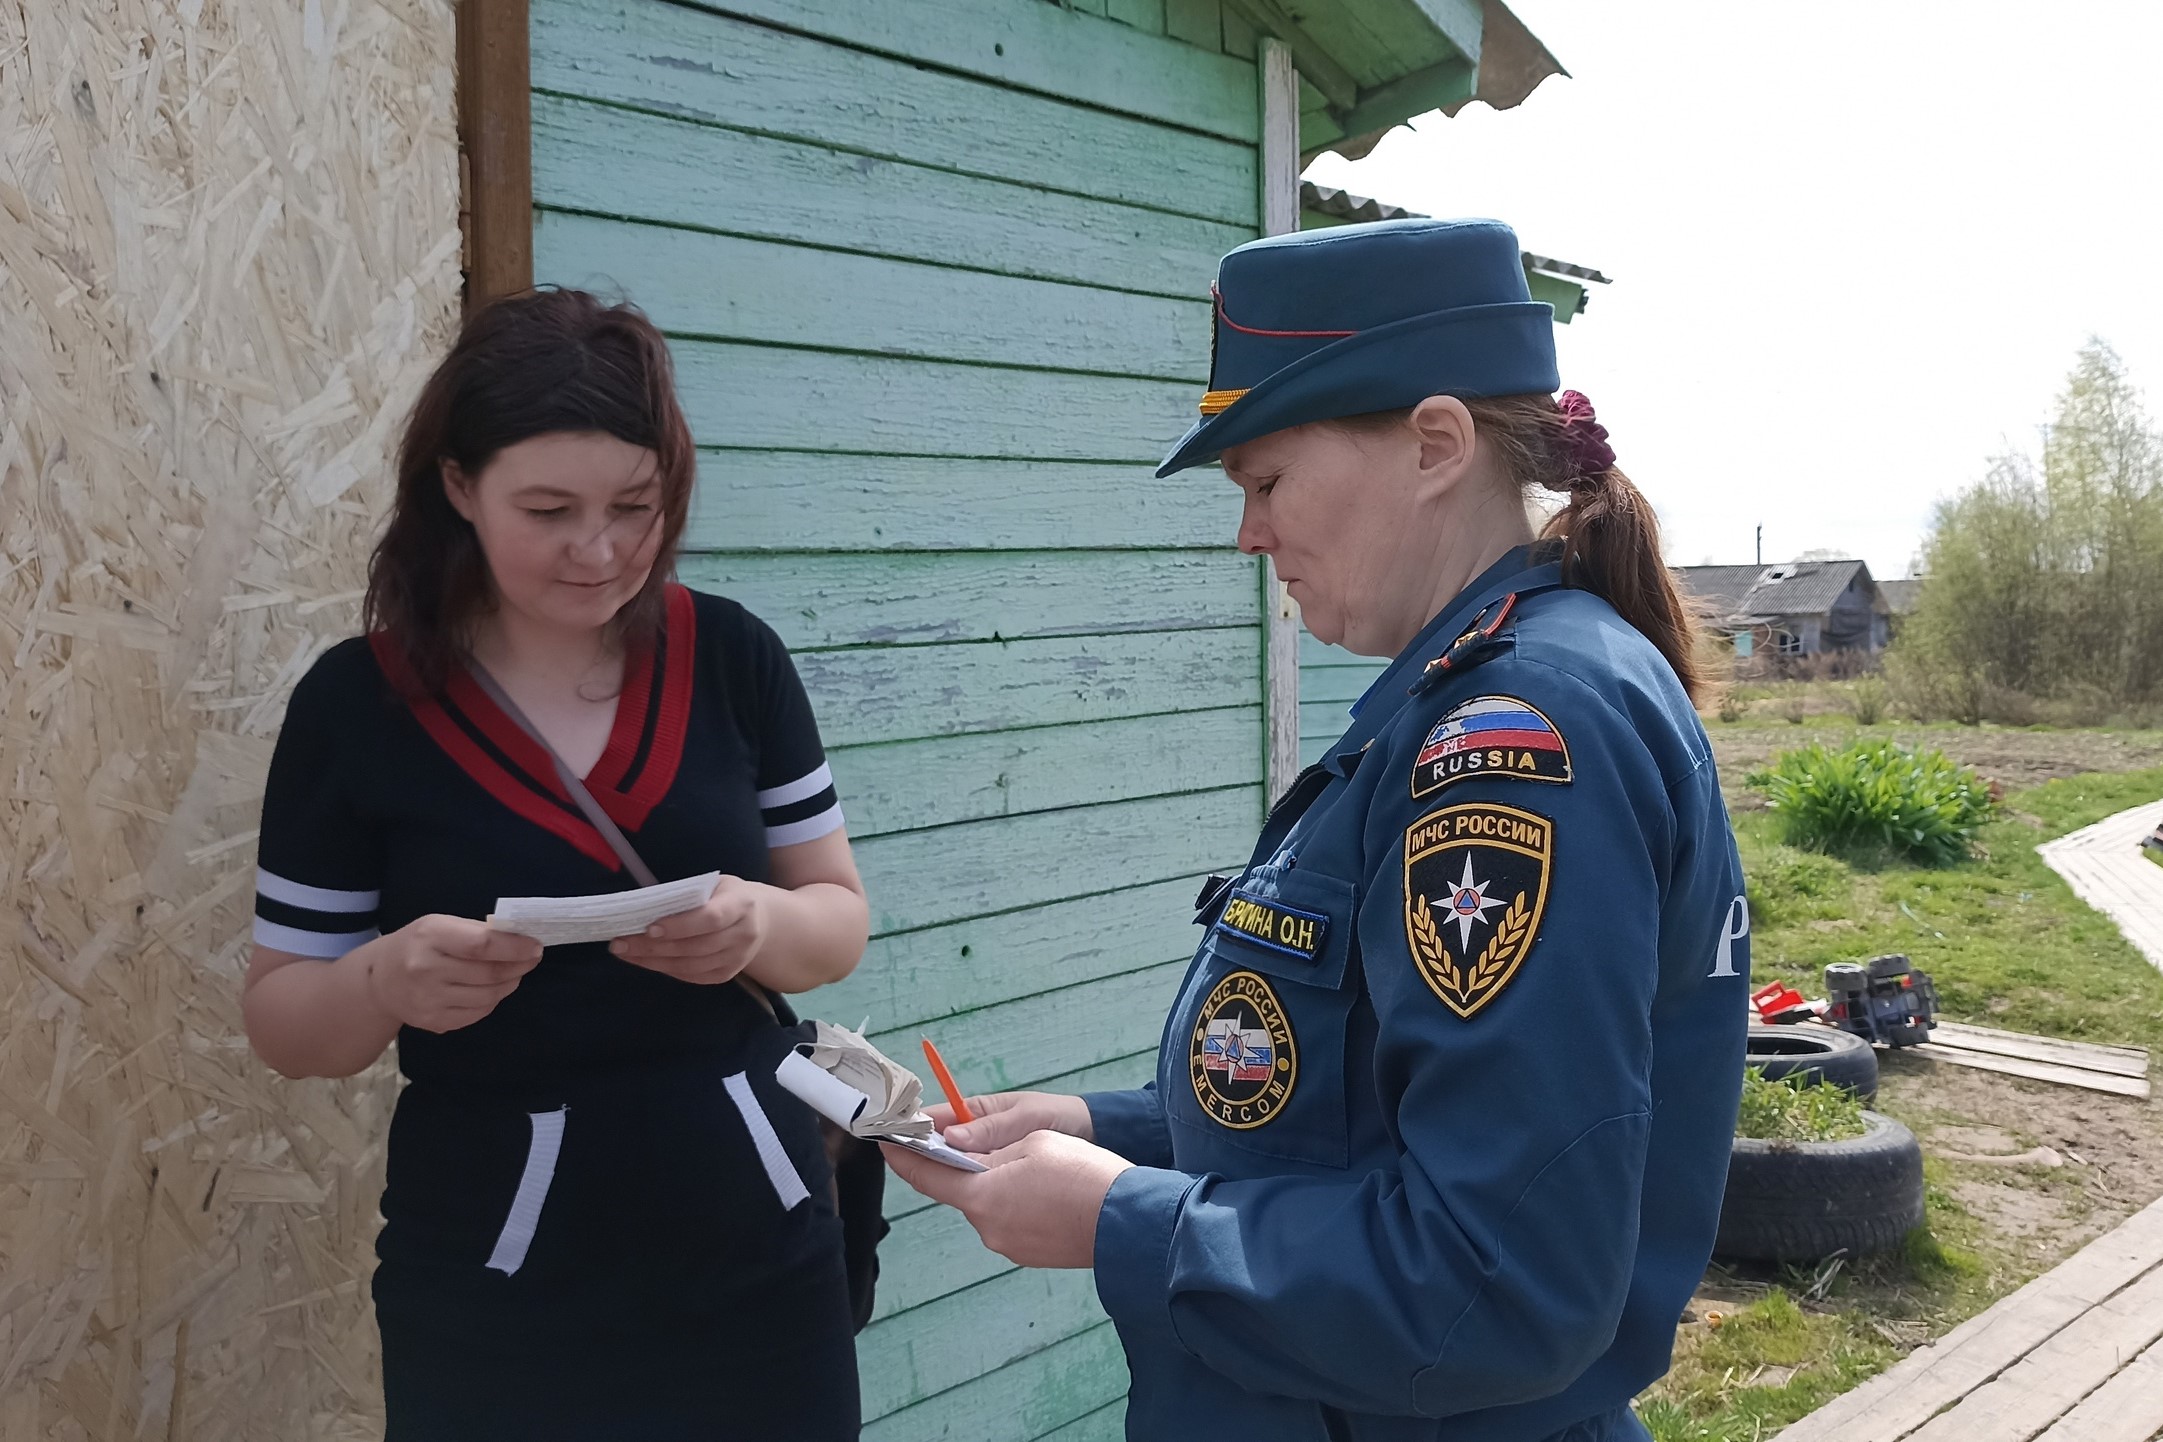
[1749,740,1995,866]
[1736,1069,1868,1143]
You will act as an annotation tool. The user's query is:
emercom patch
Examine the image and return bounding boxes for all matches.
[1403,802,1554,1020]
[1411,694,1572,801]
[1189,970,1297,1129]
[1214,888,1327,964]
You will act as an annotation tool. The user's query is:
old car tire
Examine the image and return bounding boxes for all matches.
[1715,1111,1925,1263]
[1746,1023,1879,1102]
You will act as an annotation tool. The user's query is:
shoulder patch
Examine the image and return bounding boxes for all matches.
[1403,802,1554,1020]
[1411,694,1572,800]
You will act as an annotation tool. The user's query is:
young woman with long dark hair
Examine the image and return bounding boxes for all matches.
[242,289,867,1440]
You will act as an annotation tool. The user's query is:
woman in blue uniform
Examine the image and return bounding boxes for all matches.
[241,290,869,1440]
[885,219,1751,1441]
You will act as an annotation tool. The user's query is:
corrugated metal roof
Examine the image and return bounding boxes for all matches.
[1675,560,1880,623]
[1298,182,1612,287]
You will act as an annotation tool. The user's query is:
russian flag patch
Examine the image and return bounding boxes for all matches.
[1412,694,1573,800]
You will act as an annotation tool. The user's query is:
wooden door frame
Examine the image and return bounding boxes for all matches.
[1259,38,1302,800]
[458,0,534,310]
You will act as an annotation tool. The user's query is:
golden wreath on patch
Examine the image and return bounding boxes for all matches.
[1189,970,1298,1129]
[1404,802,1553,1019]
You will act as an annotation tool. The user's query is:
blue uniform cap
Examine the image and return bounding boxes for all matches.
[1158,217,1563,477]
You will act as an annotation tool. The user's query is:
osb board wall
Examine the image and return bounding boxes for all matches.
[0,0,461,1435]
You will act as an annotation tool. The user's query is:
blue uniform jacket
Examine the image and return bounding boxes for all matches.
[1086,548,1750,1441]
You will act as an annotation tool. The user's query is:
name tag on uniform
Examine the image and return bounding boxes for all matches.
[1214,889,1328,964]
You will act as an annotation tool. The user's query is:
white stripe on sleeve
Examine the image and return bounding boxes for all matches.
[251,917,381,958]
[755,763,835,810]
[255,867,381,913]
[764,804,845,848]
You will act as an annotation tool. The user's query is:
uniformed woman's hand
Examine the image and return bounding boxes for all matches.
[372,916,543,1034]
[881,1130,1132,1269]
[608,874,768,985]
[933,1091,1095,1153]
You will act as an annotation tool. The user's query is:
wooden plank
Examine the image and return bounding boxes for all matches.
[533,210,1209,383]
[1773,1194,2163,1442]
[531,96,1244,302]
[1907,1259,2163,1442]
[794,627,1259,748]
[530,0,1259,226]
[1164,0,1221,50]
[684,451,1241,552]
[831,709,1261,839]
[1930,1022,2149,1078]
[1105,0,1166,37]
[856,790,1256,937]
[825,875,1211,1033]
[860,1320,1128,1442]
[670,340,1194,461]
[860,1263,1108,1419]
[2034,1330,2163,1442]
[866,962,1181,1138]
[679,550,1256,650]
[1299,699,1355,741]
[457,0,531,305]
[1302,665,1378,704]
[875,1203,1016,1321]
[1035,1398,1127,1442]
[1258,37,1301,803]
[674,0,1257,142]
[1913,1044,2151,1099]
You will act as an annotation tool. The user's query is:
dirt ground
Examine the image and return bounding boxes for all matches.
[1711,725,2163,809]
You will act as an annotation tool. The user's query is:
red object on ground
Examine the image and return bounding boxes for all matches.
[1751,982,1814,1023]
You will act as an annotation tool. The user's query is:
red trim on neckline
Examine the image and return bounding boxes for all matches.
[608,585,696,830]
[367,633,621,870]
[585,632,655,794]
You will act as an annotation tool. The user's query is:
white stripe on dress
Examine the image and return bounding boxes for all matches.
[723,1073,811,1211]
[251,917,381,958]
[764,804,845,848]
[755,763,835,810]
[255,867,381,912]
[485,1107,568,1276]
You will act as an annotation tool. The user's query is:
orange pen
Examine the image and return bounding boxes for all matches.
[920,1037,975,1125]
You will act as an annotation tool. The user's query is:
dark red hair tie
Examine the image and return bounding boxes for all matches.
[1556,390,1616,477]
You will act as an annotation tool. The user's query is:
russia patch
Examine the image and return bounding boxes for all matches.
[1411,694,1572,800]
[1213,889,1327,964]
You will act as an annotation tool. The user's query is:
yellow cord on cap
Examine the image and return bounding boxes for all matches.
[1198,389,1247,416]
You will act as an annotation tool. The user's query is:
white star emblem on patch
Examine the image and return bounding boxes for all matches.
[1441,852,1506,950]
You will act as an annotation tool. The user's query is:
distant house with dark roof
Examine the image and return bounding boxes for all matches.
[1675,559,1892,656]
[1877,577,1924,638]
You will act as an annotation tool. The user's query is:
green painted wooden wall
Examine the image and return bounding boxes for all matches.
[527,0,1263,1433]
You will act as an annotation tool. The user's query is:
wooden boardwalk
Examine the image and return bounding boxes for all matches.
[1775,1191,2163,1442]
[2038,799,2163,971]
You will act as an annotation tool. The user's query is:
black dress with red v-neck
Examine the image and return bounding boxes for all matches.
[251,585,860,1440]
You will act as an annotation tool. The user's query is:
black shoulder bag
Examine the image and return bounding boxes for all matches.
[466,661,889,1331]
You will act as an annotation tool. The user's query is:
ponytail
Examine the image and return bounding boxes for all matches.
[1462,394,1708,704]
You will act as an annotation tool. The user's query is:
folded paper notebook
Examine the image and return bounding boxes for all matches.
[487,871,721,947]
[775,1023,988,1173]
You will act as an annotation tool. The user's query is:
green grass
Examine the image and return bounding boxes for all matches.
[1735,1069,1868,1142]
[1741,765,2163,1051]
[1639,763,2163,1440]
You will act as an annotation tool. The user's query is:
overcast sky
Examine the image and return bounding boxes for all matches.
[1303,1,2163,577]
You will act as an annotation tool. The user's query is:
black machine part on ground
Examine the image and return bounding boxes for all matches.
[1716,1111,1925,1264]
[1744,1024,1879,1103]
[1824,955,1939,1048]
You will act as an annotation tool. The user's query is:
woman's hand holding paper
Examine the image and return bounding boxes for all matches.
[610,874,769,984]
[930,1091,1094,1152]
[882,1128,1131,1269]
[371,916,543,1033]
